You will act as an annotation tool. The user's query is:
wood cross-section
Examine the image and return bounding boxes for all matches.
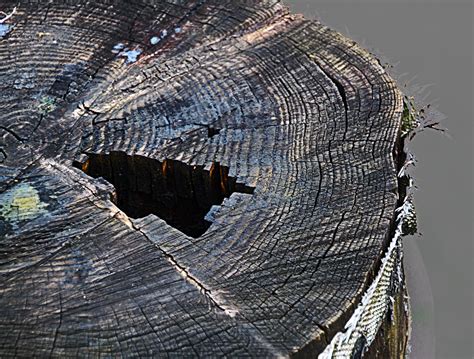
[0,1,406,357]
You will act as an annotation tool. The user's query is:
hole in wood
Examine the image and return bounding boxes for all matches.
[73,152,254,238]
[207,126,221,138]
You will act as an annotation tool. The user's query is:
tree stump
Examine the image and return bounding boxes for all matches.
[0,1,409,357]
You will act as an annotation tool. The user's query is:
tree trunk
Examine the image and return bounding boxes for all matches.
[0,1,408,357]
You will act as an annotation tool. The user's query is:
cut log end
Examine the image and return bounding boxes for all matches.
[0,0,409,357]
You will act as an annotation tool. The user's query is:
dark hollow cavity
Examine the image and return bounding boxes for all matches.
[73,152,254,238]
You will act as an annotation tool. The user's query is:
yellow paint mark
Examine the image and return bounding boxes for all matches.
[0,184,48,223]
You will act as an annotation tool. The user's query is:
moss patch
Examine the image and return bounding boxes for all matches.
[401,96,419,137]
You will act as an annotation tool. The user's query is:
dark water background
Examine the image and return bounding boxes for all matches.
[284,1,473,358]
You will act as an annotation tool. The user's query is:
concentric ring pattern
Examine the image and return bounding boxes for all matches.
[0,1,403,357]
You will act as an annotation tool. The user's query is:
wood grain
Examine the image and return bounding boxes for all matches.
[0,0,405,357]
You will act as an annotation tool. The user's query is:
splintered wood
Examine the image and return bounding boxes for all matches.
[0,0,406,357]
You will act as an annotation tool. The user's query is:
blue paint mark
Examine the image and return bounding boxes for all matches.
[121,48,142,63]
[112,42,125,54]
[0,24,11,38]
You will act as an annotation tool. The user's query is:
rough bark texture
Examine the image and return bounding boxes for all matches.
[0,0,405,357]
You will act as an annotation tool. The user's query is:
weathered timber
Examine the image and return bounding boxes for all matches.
[0,0,407,357]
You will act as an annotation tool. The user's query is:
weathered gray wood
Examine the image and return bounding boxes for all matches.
[0,0,406,357]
